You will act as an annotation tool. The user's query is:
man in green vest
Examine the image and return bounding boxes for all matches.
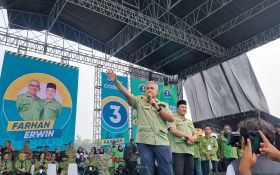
[167,100,196,175]
[16,79,43,120]
[42,82,62,120]
[107,69,175,175]
[200,125,218,175]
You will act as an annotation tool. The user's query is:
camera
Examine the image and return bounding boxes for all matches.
[226,131,262,154]
[226,132,242,148]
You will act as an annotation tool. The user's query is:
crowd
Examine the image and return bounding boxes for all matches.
[0,139,139,175]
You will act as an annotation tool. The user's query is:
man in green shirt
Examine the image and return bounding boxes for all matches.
[65,142,76,160]
[107,69,175,175]
[217,124,238,172]
[0,152,14,174]
[167,100,196,175]
[16,79,43,120]
[200,125,218,175]
[42,83,62,120]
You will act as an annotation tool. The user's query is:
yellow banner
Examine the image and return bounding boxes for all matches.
[7,120,54,131]
[100,138,125,146]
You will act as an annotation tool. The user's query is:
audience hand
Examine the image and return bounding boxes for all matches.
[259,131,280,162]
[239,137,257,175]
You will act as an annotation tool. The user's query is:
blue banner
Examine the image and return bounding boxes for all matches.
[101,72,129,145]
[0,51,79,151]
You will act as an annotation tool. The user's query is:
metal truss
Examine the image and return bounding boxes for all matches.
[93,64,102,147]
[1,9,134,71]
[130,0,232,65]
[68,0,227,58]
[47,0,68,31]
[152,0,280,70]
[105,0,182,57]
[0,9,166,81]
[178,22,280,79]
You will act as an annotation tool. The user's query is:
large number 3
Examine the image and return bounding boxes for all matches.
[110,105,121,123]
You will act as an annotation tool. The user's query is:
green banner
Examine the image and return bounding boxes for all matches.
[131,78,178,139]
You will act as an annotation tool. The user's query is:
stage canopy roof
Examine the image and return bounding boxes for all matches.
[1,0,280,79]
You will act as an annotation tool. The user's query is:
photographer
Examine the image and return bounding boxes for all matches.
[217,124,238,172]
[226,118,280,175]
[34,152,48,175]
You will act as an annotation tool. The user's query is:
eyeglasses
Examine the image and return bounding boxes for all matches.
[29,84,40,88]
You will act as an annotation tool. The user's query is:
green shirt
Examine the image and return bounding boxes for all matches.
[34,159,48,174]
[0,160,14,172]
[16,93,44,120]
[200,136,218,161]
[42,99,62,120]
[131,95,172,145]
[167,115,195,154]
[111,146,118,156]
[65,149,76,157]
[194,136,202,158]
[14,159,32,173]
[217,134,239,159]
[83,158,98,170]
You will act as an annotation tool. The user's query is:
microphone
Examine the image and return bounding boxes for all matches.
[148,93,155,106]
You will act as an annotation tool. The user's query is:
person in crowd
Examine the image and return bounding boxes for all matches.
[107,69,175,175]
[59,154,75,175]
[99,147,104,155]
[111,141,118,156]
[217,124,238,172]
[226,118,280,175]
[14,152,32,175]
[1,141,14,161]
[200,125,218,175]
[65,142,76,159]
[193,123,203,175]
[167,100,196,175]
[104,148,115,175]
[97,154,110,175]
[83,156,98,175]
[48,153,59,173]
[0,152,14,175]
[115,145,125,174]
[55,147,62,163]
[34,152,48,175]
[124,138,138,175]
[42,82,62,120]
[88,147,97,158]
[77,155,86,175]
[19,141,33,160]
[26,153,35,166]
[76,146,87,162]
[43,146,51,161]
[274,123,280,151]
[16,79,43,120]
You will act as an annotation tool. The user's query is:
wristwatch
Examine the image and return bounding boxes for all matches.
[157,107,162,112]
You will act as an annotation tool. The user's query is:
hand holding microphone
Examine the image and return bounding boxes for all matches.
[148,93,160,111]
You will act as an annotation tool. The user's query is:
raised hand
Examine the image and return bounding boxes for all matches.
[106,69,116,82]
[240,137,257,174]
[259,131,280,162]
